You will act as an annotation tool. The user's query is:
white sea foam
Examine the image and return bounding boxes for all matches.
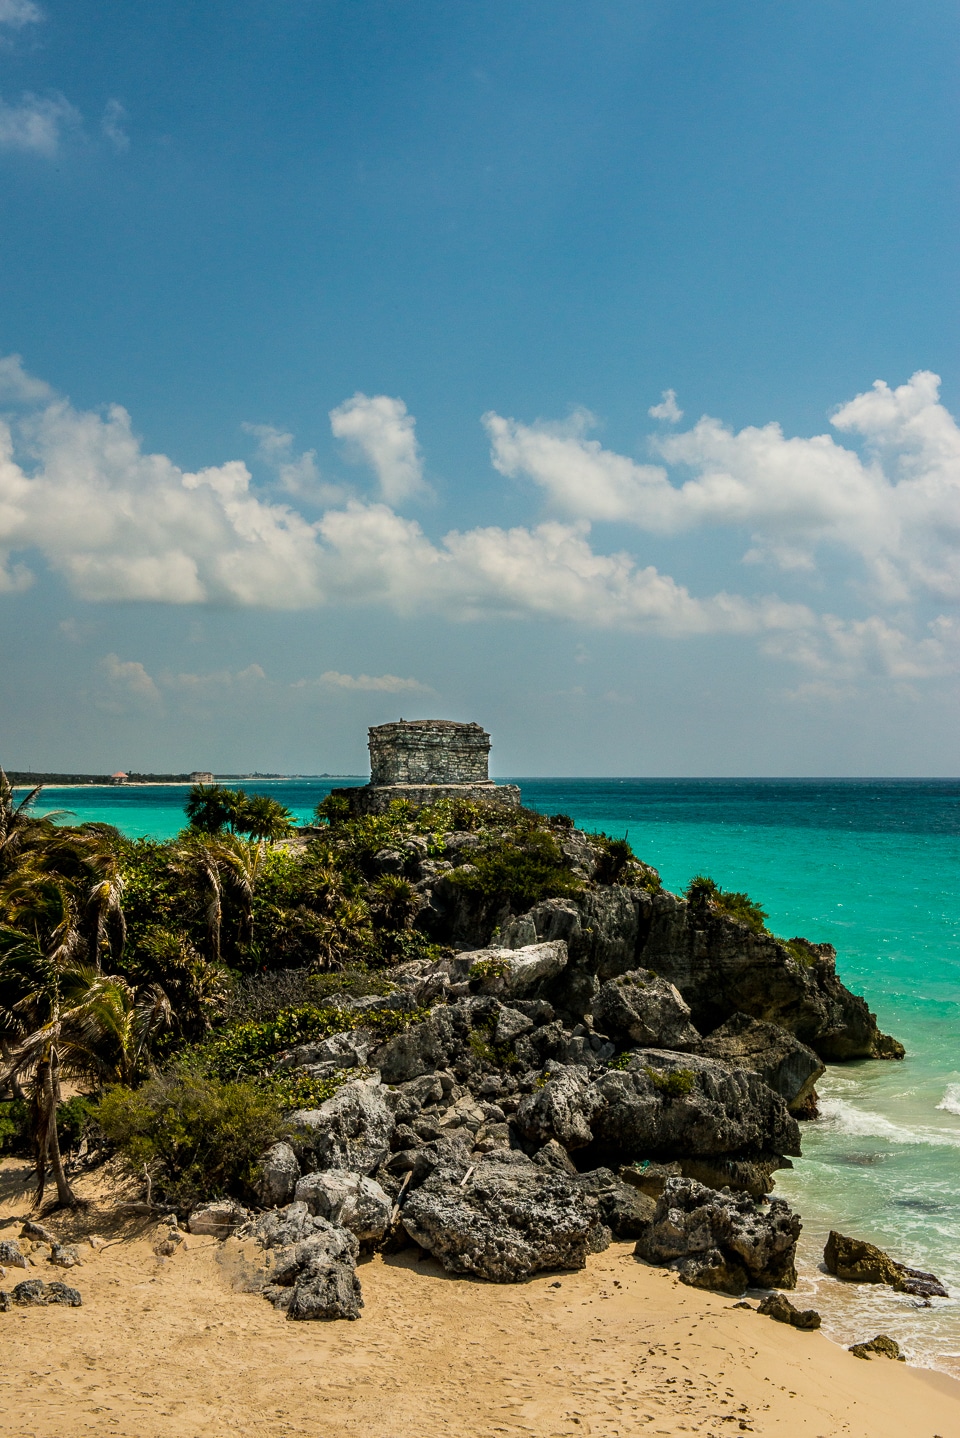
[820,1096,960,1149]
[936,1083,960,1117]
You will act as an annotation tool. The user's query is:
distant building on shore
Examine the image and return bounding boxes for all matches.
[189,771,215,784]
[110,771,128,785]
[331,719,520,815]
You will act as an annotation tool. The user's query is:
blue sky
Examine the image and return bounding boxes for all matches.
[0,0,957,775]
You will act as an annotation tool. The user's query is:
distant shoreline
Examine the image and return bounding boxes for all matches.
[12,777,365,789]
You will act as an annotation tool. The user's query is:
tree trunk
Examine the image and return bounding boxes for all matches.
[0,1036,27,1101]
[35,1051,76,1209]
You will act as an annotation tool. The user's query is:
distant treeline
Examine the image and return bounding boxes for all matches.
[7,772,199,785]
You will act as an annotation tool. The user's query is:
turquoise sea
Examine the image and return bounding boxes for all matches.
[25,776,960,1375]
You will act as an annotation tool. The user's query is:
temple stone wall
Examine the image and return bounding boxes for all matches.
[331,719,520,814]
[369,720,491,785]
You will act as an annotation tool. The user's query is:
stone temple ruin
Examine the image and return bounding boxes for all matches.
[331,719,521,815]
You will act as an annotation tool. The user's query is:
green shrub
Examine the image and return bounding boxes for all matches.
[447,827,581,910]
[469,956,511,981]
[685,874,768,933]
[0,1097,29,1153]
[593,835,633,886]
[785,937,819,968]
[193,1002,427,1081]
[57,1094,97,1152]
[314,793,351,825]
[97,1072,286,1209]
[644,1065,696,1096]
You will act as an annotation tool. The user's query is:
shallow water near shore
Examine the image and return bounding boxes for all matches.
[27,775,960,1374]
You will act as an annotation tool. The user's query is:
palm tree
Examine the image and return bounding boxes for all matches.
[233,793,294,841]
[170,836,224,965]
[0,768,67,881]
[184,783,235,834]
[0,867,147,1207]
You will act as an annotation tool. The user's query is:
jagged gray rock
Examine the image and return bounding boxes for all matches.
[463,941,569,998]
[515,1052,800,1186]
[757,1292,821,1329]
[824,1230,948,1299]
[592,968,701,1050]
[261,1221,362,1321]
[187,1200,249,1236]
[289,1076,394,1175]
[401,1151,608,1281]
[0,1240,27,1268]
[253,1200,337,1249]
[634,1177,800,1294]
[253,1141,300,1208]
[575,1167,657,1238]
[11,1278,82,1306]
[696,1012,825,1113]
[294,1170,392,1244]
[373,997,540,1083]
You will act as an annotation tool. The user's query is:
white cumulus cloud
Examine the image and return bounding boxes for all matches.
[0,0,43,29]
[330,392,428,504]
[3,357,959,690]
[303,671,432,694]
[0,91,80,155]
[101,99,129,153]
[486,371,960,607]
[649,389,683,423]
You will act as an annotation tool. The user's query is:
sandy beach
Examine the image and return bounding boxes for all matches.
[3,1158,959,1438]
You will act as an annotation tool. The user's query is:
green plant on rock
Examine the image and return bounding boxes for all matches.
[447,824,581,910]
[593,835,634,886]
[644,1064,696,1096]
[468,956,511,982]
[685,874,768,934]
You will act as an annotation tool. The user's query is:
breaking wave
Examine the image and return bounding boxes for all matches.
[936,1083,960,1117]
[820,1096,960,1149]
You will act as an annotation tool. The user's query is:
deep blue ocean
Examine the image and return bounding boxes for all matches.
[26,776,960,1373]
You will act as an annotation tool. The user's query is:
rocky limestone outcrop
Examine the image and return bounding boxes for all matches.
[261,1225,363,1321]
[461,941,569,998]
[445,882,901,1062]
[634,1177,800,1295]
[696,1012,825,1114]
[514,1052,800,1181]
[823,1230,948,1299]
[592,969,701,1050]
[401,1150,609,1281]
[289,1075,394,1175]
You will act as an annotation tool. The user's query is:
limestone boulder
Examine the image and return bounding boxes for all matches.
[401,1151,607,1281]
[592,969,700,1050]
[824,1231,947,1299]
[261,1220,362,1322]
[464,941,569,998]
[294,1170,392,1245]
[289,1076,394,1176]
[0,1240,27,1269]
[696,1012,825,1113]
[187,1200,249,1237]
[574,1168,656,1238]
[757,1293,821,1329]
[634,1177,800,1294]
[253,1141,300,1208]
